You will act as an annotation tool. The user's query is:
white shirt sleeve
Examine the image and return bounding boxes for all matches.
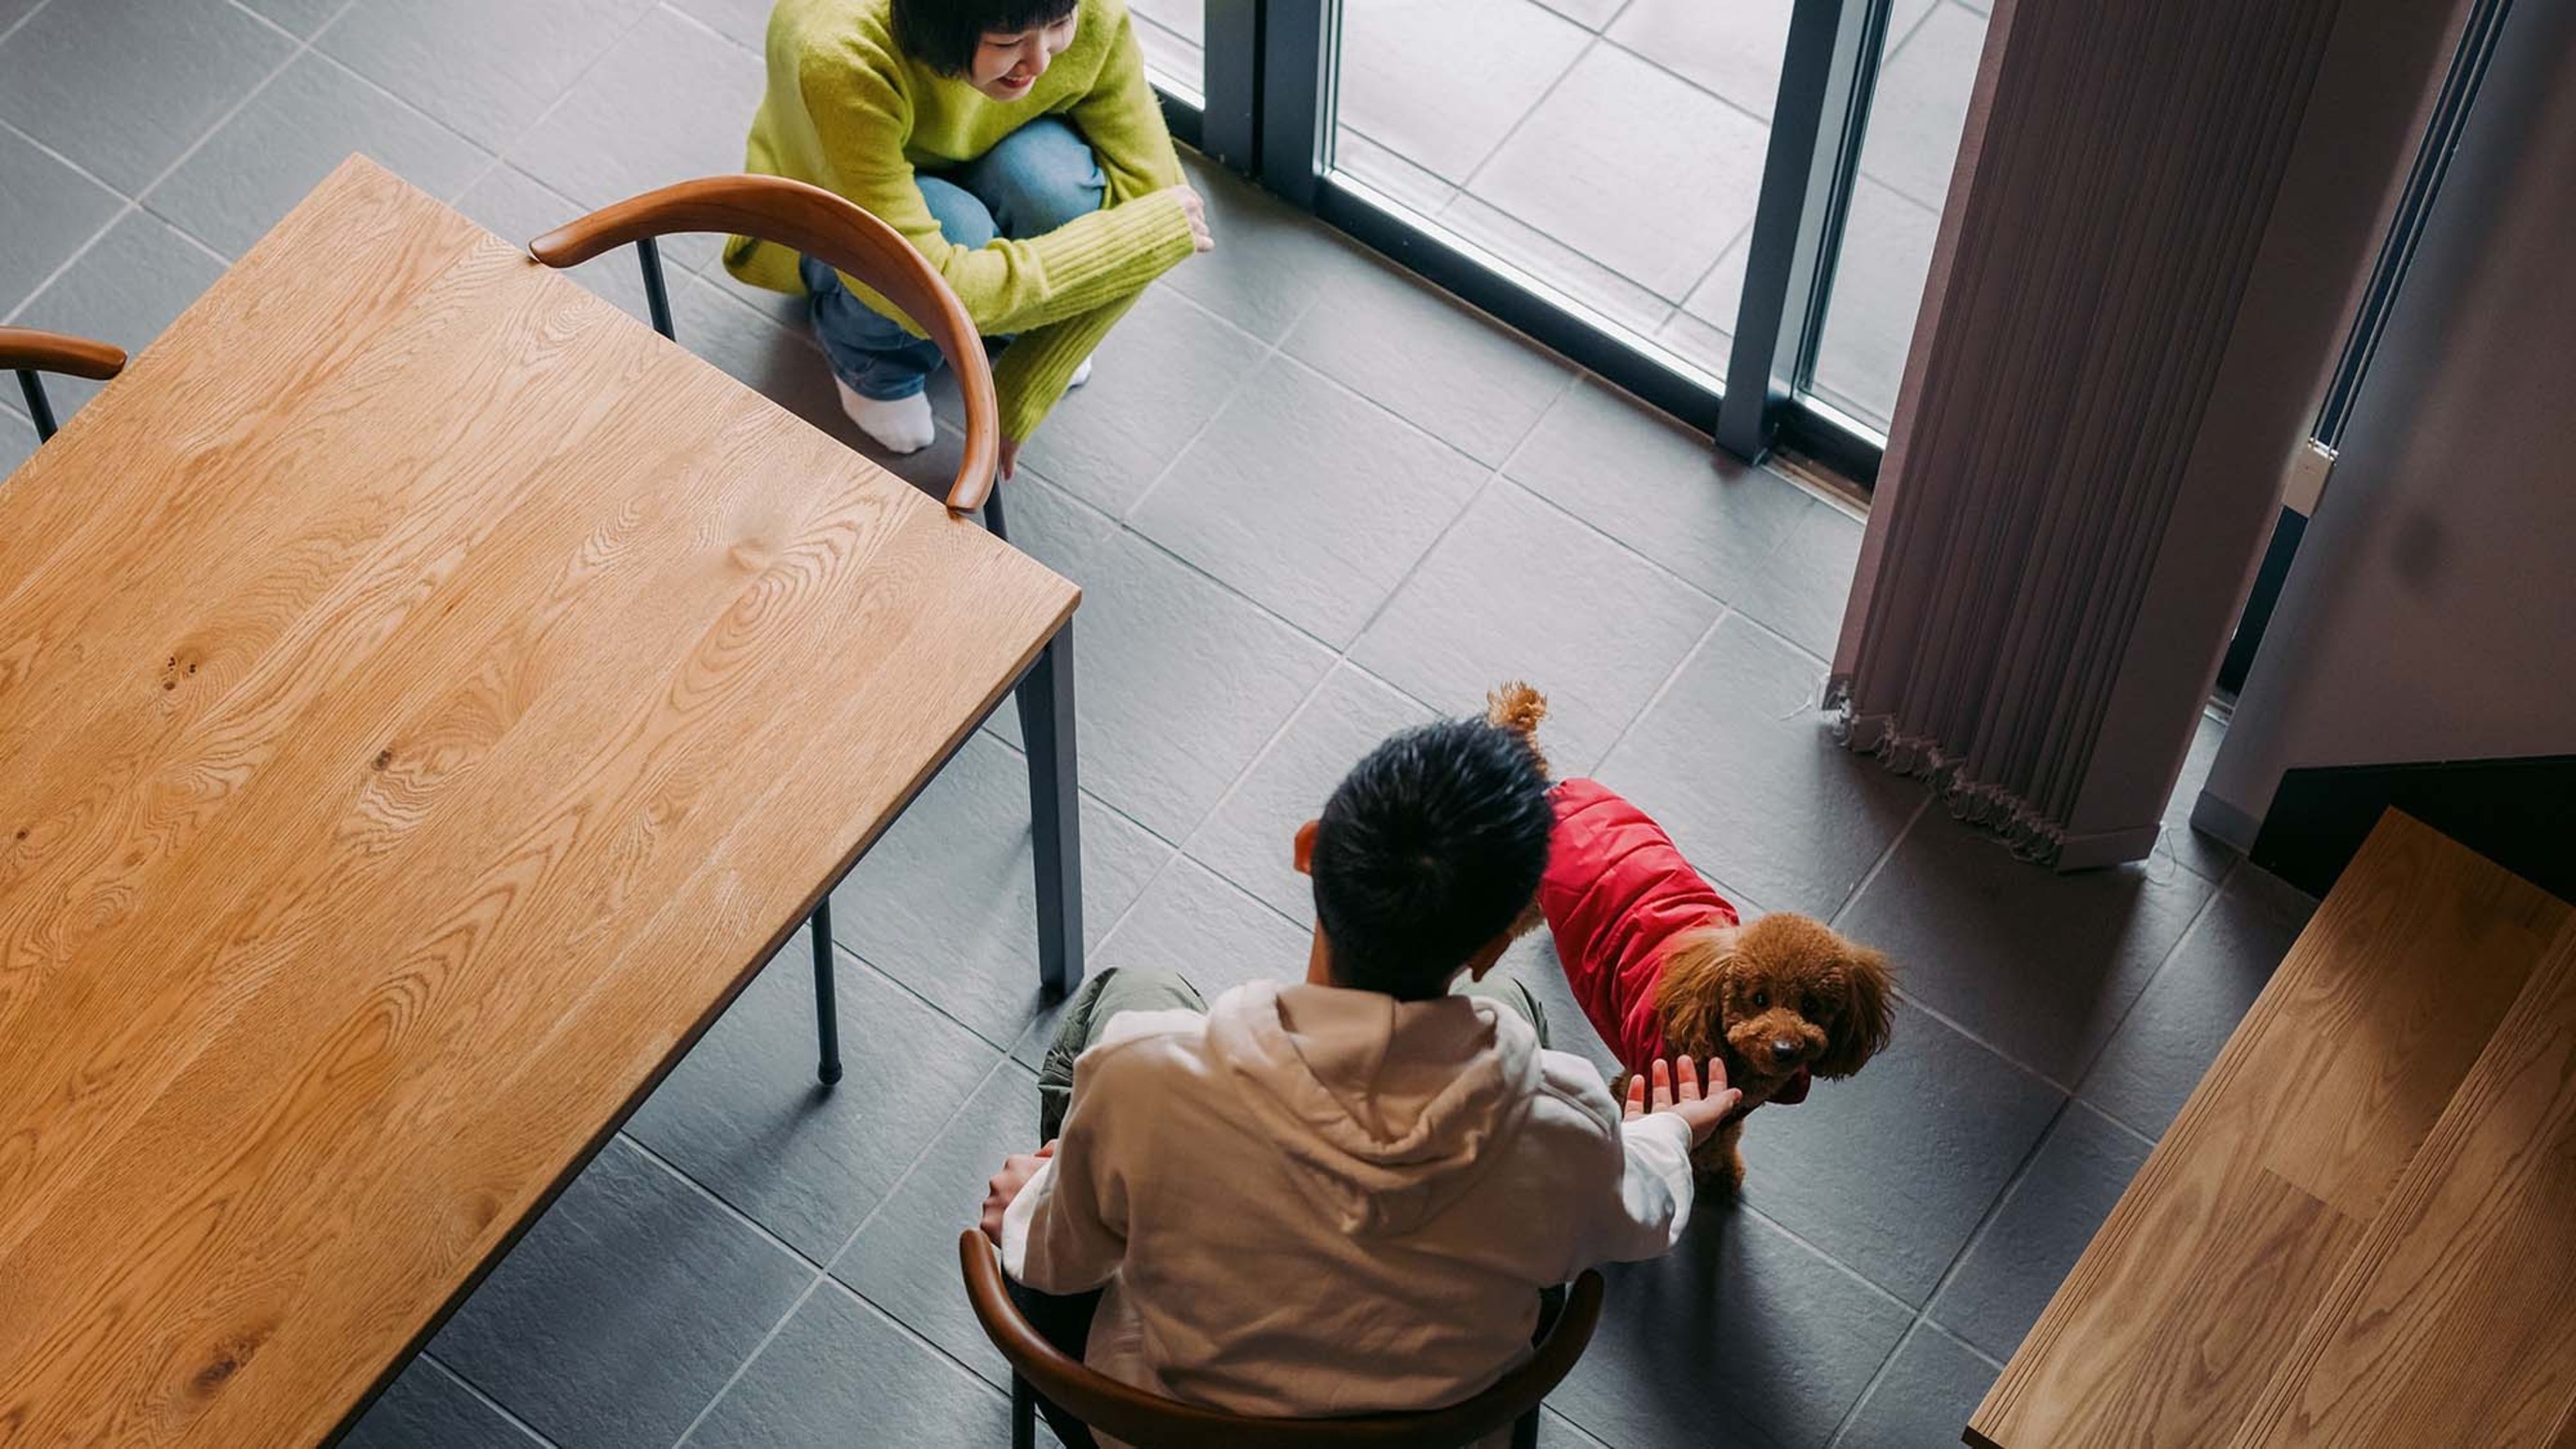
[998,1052,1134,1293]
[1588,1110,1698,1263]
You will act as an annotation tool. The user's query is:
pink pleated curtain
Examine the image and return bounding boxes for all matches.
[1829,0,2475,868]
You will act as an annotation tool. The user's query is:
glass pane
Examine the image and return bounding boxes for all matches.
[1326,0,1793,379]
[1128,0,1205,101]
[1808,0,1990,431]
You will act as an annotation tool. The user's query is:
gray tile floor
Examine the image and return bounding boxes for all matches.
[1,4,2308,1444]
[1124,0,1984,431]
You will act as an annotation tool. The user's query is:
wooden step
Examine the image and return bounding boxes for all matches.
[2224,918,2576,1448]
[1969,812,2571,1449]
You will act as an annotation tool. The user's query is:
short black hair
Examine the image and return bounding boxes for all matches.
[890,0,1081,77]
[1310,718,1553,1002]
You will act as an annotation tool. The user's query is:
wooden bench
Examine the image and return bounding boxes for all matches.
[1969,811,2574,1448]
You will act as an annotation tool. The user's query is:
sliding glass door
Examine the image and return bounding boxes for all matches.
[1143,0,1989,484]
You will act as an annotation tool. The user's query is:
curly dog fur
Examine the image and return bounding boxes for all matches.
[1487,681,1895,1194]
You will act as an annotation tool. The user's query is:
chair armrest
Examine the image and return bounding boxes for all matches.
[0,328,126,381]
[527,175,1001,513]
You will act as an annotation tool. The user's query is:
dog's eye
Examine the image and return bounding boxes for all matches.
[1750,988,1769,1010]
[1800,992,1819,1017]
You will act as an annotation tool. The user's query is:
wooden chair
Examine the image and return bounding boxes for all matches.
[3,326,126,445]
[958,1230,1606,1449]
[528,177,1081,1085]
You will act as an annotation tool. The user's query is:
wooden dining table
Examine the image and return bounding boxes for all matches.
[0,157,1078,1445]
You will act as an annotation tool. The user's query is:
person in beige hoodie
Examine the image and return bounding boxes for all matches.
[981,716,1736,1442]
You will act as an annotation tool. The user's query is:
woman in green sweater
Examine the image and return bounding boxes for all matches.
[729,0,1211,473]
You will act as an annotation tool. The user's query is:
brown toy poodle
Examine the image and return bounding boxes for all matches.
[1488,681,1895,1194]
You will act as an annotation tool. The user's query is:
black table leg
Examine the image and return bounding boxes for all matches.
[1016,622,1081,999]
[810,895,842,1085]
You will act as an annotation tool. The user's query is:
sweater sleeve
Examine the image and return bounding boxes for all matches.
[802,56,1196,341]
[1000,1046,1133,1293]
[1068,0,1185,205]
[990,289,1138,442]
[1584,1110,1696,1263]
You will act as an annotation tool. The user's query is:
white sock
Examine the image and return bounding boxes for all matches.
[835,376,936,454]
[1068,356,1093,388]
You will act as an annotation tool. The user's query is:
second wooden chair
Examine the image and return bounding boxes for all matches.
[3,326,127,447]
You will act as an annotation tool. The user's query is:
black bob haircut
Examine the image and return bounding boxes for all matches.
[891,0,1082,77]
[1309,718,1554,1003]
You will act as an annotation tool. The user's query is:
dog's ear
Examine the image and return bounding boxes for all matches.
[1814,944,1895,1078]
[1653,929,1735,1060]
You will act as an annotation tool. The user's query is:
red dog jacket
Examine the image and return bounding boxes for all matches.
[1538,778,1808,1105]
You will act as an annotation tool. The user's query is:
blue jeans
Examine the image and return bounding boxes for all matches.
[803,115,1106,402]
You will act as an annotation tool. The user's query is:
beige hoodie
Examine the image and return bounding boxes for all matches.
[1000,978,1696,1433]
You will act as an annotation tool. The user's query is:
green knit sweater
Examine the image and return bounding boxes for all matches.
[728,0,1194,443]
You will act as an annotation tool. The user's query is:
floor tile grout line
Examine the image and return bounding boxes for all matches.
[1332,466,1508,653]
[821,1050,1023,1273]
[420,1350,567,1447]
[1261,336,1545,488]
[1738,1199,1924,1317]
[449,153,509,210]
[1499,465,1741,618]
[1107,289,1303,528]
[1879,986,2077,1097]
[1165,659,1376,872]
[1666,215,1759,324]
[1577,605,1730,777]
[1133,344,1596,893]
[1907,1092,2081,1353]
[490,0,667,168]
[653,0,738,51]
[816,1270,1031,1403]
[160,219,236,271]
[1487,398,1835,644]
[1827,792,1935,929]
[1322,357,1585,650]
[1917,1310,2009,1371]
[2056,855,2241,1098]
[2069,1094,2159,1153]
[620,1132,836,1276]
[1455,34,1594,195]
[1433,190,1682,333]
[0,199,132,330]
[1595,27,1798,140]
[0,115,127,204]
[1820,1315,1930,1449]
[4,0,359,325]
[0,0,51,50]
[668,1047,1030,1444]
[837,934,1032,1058]
[221,0,304,45]
[135,0,361,201]
[300,44,512,168]
[668,1272,833,1447]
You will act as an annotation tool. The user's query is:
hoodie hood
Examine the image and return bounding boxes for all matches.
[1206,981,1541,1237]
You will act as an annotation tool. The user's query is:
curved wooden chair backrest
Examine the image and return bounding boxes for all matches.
[2,327,128,446]
[527,174,1000,513]
[958,1230,1605,1449]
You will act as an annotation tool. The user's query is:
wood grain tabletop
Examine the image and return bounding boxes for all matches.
[0,156,1076,1446]
[2224,916,2576,1448]
[1968,812,2571,1448]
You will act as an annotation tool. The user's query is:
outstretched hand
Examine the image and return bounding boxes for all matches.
[979,1139,1056,1243]
[1622,1056,1740,1148]
[1173,184,1213,252]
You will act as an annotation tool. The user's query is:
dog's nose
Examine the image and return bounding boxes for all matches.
[1769,1039,1800,1065]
